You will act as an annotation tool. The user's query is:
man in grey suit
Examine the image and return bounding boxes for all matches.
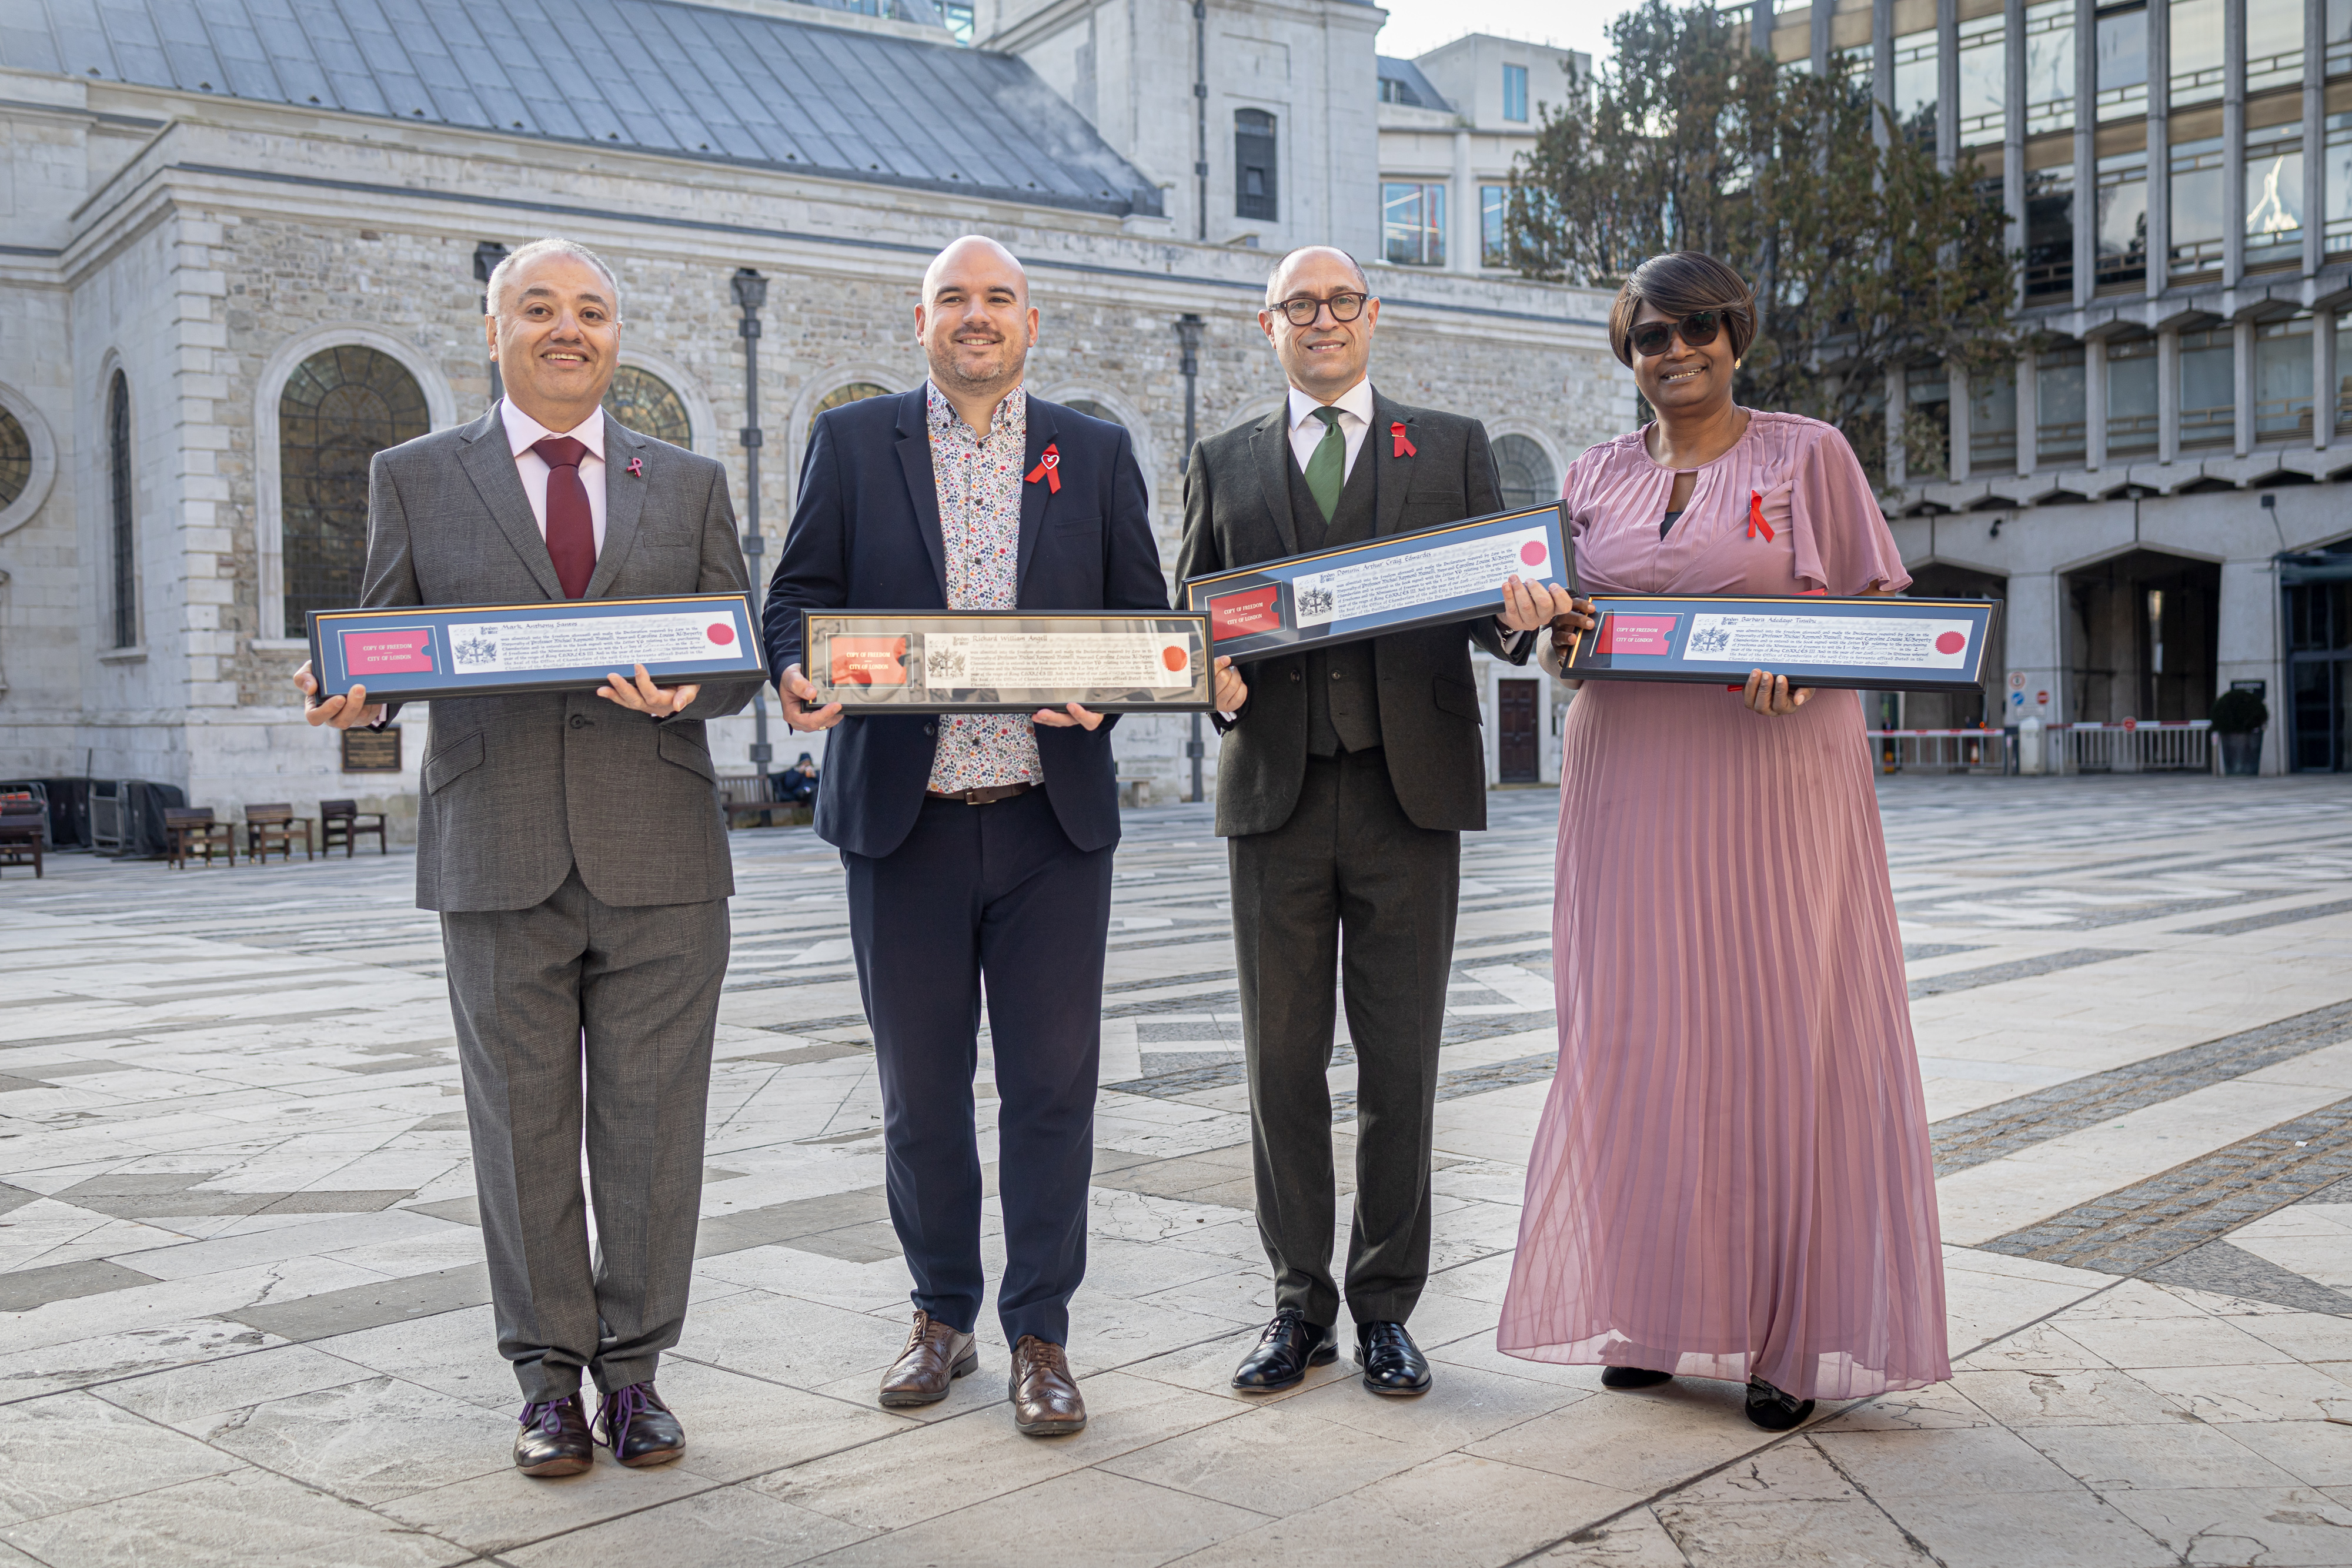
[300,238,757,1477]
[1175,246,1570,1400]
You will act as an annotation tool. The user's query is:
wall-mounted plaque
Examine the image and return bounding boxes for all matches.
[800,611,1215,714]
[1181,504,1574,663]
[339,725,402,774]
[1559,595,2000,693]
[307,593,765,704]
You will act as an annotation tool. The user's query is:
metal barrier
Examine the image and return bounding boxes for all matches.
[1865,729,2012,774]
[2054,720,2212,773]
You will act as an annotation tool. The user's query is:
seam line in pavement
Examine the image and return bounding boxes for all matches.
[2176,894,2352,936]
[1906,947,2146,1000]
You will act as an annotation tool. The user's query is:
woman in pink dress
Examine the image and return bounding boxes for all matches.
[1497,252,1949,1431]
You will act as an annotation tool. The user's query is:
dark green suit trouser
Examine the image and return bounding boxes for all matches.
[1230,747,1459,1329]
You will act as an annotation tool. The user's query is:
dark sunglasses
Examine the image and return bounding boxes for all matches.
[1626,310,1725,358]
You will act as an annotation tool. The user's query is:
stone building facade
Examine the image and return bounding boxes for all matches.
[0,0,1628,837]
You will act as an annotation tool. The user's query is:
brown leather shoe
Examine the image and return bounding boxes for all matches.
[879,1309,979,1408]
[1008,1335,1087,1436]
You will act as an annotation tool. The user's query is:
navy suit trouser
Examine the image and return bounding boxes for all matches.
[844,787,1112,1346]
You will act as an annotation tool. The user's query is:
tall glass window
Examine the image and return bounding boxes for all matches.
[1235,109,1278,222]
[2326,112,2352,255]
[2096,5,2148,121]
[108,370,135,650]
[2246,0,2306,92]
[2177,326,2236,449]
[1382,182,1445,266]
[2107,336,2160,456]
[2330,0,2351,75]
[1502,62,1528,122]
[2025,1,2077,134]
[1970,362,2019,470]
[2244,120,2306,266]
[2027,158,2078,296]
[2038,344,2089,464]
[1906,360,1951,479]
[1481,185,1510,267]
[280,346,429,637]
[1957,14,2007,144]
[1894,29,1939,145]
[2253,316,2315,439]
[2097,146,2150,286]
[2340,313,2352,423]
[2170,0,2224,105]
[2170,133,2227,273]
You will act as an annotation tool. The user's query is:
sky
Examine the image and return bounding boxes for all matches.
[1371,0,1619,65]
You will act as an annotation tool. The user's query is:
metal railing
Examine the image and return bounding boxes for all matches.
[1865,729,2010,774]
[2054,719,2211,773]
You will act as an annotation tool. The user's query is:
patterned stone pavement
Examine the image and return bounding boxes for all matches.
[2,774,2351,1567]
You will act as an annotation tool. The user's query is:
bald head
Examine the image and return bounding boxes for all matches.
[1264,245,1369,307]
[923,235,1029,306]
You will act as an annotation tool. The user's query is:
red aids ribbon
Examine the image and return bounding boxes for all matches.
[1025,443,1061,493]
[1747,489,1775,542]
[1391,421,1416,458]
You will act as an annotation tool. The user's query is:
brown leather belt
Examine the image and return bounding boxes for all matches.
[924,781,1035,805]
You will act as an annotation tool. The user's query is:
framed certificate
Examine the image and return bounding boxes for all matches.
[1559,594,2000,692]
[307,593,766,703]
[1181,504,1574,663]
[800,610,1215,714]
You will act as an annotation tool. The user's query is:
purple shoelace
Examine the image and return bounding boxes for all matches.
[519,1398,570,1436]
[594,1383,653,1452]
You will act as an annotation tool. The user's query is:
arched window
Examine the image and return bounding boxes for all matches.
[816,382,891,416]
[108,372,136,648]
[1494,434,1557,511]
[1235,109,1278,222]
[279,346,427,637]
[603,366,691,446]
[0,407,28,511]
[1063,398,1125,427]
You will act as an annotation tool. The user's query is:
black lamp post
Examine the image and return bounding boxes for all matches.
[733,266,774,792]
[472,241,509,403]
[1174,313,1206,804]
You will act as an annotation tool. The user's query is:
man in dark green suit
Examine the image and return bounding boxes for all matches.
[1175,246,1572,1398]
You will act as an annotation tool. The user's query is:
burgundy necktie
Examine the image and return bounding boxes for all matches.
[533,436,596,599]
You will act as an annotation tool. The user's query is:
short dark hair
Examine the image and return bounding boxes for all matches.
[1608,252,1757,367]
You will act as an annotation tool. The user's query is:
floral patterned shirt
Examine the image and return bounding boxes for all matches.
[926,382,1042,793]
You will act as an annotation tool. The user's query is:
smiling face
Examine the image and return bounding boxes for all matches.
[1260,247,1379,402]
[1628,299,1738,422]
[916,238,1038,400]
[487,252,620,433]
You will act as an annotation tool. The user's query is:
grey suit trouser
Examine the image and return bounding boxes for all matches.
[441,867,727,1403]
[1231,748,1459,1330]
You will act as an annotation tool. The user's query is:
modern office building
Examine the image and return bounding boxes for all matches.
[1738,0,2352,769]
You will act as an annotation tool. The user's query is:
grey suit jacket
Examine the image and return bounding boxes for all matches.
[1175,389,1525,839]
[360,403,758,913]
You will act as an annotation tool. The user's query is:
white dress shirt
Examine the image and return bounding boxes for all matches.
[501,399,609,553]
[1286,377,1375,483]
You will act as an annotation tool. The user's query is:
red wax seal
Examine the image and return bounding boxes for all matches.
[1934,631,1964,654]
[1161,645,1189,672]
[707,623,736,646]
[1519,541,1547,566]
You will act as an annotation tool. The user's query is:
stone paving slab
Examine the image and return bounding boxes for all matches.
[4,775,2352,1566]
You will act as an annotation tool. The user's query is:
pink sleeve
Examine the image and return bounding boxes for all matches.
[1788,425,1911,596]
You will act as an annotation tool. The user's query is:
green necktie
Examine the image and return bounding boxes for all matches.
[1303,406,1345,523]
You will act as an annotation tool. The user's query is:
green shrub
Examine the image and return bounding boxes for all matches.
[2209,688,2269,734]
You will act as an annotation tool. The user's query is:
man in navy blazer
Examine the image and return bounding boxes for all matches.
[763,236,1201,1437]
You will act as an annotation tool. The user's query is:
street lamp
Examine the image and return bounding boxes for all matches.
[1174,313,1207,804]
[472,241,509,403]
[733,267,774,794]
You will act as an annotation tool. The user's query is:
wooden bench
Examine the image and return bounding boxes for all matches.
[717,775,811,829]
[0,803,43,879]
[320,800,387,856]
[244,803,313,862]
[163,807,235,869]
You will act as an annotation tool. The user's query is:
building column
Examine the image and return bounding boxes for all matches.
[2221,0,2247,286]
[2159,327,2181,462]
[2086,335,2110,471]
[1936,0,1960,171]
[1886,362,1909,489]
[1451,128,1476,274]
[2306,0,2327,278]
[2217,555,2284,772]
[2234,316,2254,455]
[2017,346,2039,477]
[2074,0,2098,310]
[1950,361,1974,482]
[2007,569,2063,725]
[2320,307,2340,447]
[2148,0,2172,296]
[1873,0,1896,149]
[2005,0,2028,306]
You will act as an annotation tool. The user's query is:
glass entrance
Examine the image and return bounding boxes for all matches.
[2284,544,2352,771]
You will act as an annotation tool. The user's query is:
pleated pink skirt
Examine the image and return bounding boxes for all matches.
[1497,680,1950,1399]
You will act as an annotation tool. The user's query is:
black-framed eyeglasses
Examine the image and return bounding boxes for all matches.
[1274,291,1370,327]
[1626,310,1725,358]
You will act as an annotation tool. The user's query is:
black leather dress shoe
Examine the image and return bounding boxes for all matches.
[1745,1378,1816,1432]
[1232,1309,1338,1392]
[594,1382,686,1467]
[1355,1321,1432,1396]
[1602,1366,1674,1390]
[514,1394,592,1477]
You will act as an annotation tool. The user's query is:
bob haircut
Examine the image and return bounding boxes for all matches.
[1607,252,1758,368]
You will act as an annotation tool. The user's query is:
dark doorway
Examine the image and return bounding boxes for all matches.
[1498,679,1540,783]
[1903,563,2007,728]
[2284,540,2352,771]
[2061,549,2221,722]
